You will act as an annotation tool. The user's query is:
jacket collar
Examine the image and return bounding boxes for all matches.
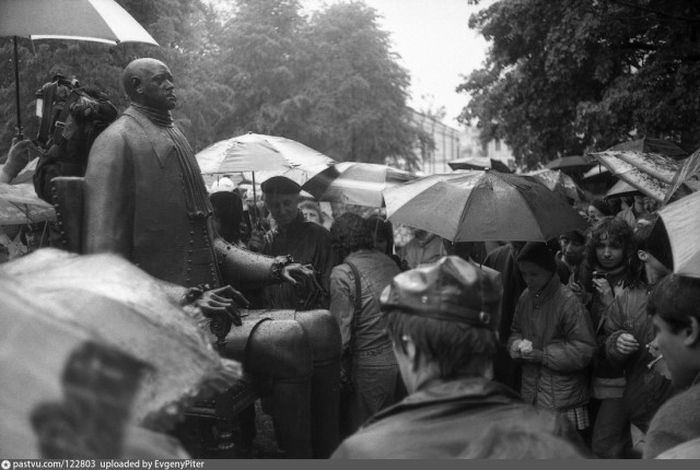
[277,211,306,235]
[532,272,560,304]
[367,376,522,424]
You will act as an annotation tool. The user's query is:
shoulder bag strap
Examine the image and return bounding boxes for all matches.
[345,260,362,355]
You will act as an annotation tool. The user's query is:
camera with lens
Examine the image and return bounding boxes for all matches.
[34,74,82,149]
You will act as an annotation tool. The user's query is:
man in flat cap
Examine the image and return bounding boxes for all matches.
[331,255,584,458]
[252,175,338,309]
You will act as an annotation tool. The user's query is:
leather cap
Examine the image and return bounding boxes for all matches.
[261,176,301,195]
[380,255,502,328]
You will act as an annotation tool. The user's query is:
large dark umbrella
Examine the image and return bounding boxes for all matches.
[448,156,512,173]
[0,0,158,138]
[383,170,587,242]
[525,169,583,202]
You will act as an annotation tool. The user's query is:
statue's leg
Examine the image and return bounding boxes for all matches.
[221,317,313,458]
[293,310,342,458]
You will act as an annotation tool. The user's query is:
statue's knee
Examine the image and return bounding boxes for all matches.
[295,310,341,363]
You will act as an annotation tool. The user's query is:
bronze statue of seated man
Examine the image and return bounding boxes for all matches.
[50,57,340,458]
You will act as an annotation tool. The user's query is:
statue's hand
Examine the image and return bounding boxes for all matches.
[195,285,249,327]
[281,263,315,285]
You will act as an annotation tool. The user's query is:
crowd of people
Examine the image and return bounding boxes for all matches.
[200,173,696,459]
[1,57,700,460]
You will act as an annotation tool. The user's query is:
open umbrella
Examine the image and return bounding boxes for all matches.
[448,156,511,173]
[525,169,582,202]
[196,133,335,183]
[0,248,243,430]
[608,137,688,160]
[383,170,587,242]
[605,179,641,199]
[196,133,335,219]
[582,164,609,180]
[303,162,415,207]
[545,155,595,172]
[590,150,681,202]
[0,0,158,137]
[665,146,700,202]
[657,190,700,278]
[0,182,55,225]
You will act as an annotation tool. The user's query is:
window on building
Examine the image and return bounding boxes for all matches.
[495,139,501,151]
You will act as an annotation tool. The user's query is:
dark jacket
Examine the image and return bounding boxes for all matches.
[484,244,525,341]
[331,377,581,459]
[262,212,338,309]
[329,249,399,360]
[604,285,673,429]
[509,274,596,410]
[644,373,700,458]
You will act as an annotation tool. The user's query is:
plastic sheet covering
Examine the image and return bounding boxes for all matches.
[0,249,243,432]
[0,183,56,225]
[0,279,153,458]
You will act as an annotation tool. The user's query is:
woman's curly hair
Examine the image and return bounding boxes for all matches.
[582,216,641,287]
[330,213,373,259]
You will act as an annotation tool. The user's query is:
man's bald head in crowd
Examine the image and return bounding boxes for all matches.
[121,58,177,110]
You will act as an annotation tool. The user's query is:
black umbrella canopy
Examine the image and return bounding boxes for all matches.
[448,157,512,173]
[384,170,587,242]
[545,155,596,171]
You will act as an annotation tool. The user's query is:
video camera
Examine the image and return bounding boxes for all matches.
[34,74,81,149]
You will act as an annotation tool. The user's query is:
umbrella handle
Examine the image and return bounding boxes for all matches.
[13,37,24,141]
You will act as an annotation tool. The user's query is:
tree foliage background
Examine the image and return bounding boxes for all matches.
[0,0,427,170]
[459,0,700,168]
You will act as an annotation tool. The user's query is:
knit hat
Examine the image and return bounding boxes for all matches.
[516,242,557,273]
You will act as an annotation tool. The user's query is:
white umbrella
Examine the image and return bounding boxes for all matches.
[303,162,415,207]
[658,190,700,278]
[196,133,335,186]
[1,0,158,137]
[0,0,158,45]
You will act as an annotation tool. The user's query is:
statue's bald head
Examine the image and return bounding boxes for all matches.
[121,58,177,110]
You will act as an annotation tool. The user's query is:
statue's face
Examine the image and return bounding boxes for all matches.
[138,61,177,111]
